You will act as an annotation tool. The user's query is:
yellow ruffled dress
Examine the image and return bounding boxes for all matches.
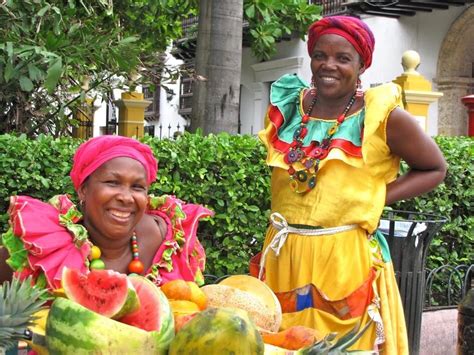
[256,74,409,354]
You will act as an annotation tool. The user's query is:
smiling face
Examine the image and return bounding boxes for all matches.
[78,157,148,244]
[311,33,364,101]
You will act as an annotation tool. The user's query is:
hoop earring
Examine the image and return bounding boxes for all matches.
[310,76,317,96]
[79,200,84,210]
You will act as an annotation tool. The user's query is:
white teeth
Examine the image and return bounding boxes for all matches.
[321,77,337,82]
[110,210,131,218]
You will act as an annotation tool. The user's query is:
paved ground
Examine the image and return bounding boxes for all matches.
[420,308,457,355]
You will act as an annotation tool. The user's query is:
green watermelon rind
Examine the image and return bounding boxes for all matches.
[46,297,167,355]
[124,275,175,352]
[111,279,140,319]
[61,268,139,320]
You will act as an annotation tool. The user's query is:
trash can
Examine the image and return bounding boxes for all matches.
[379,209,447,355]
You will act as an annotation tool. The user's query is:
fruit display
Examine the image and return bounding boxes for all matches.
[202,277,282,332]
[46,270,174,354]
[46,298,170,354]
[169,307,264,355]
[161,279,207,310]
[218,275,282,332]
[119,274,173,336]
[1,271,375,354]
[261,326,323,351]
[62,267,139,319]
[0,276,48,352]
[160,279,208,333]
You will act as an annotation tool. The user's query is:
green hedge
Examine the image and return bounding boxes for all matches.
[393,136,473,270]
[0,133,271,277]
[0,133,472,276]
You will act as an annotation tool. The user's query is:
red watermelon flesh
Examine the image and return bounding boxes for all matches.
[118,275,174,335]
[62,267,139,319]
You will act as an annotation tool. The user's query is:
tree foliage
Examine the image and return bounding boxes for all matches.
[244,0,322,61]
[0,0,197,137]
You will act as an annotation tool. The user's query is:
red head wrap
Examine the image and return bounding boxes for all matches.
[70,135,158,190]
[307,16,375,69]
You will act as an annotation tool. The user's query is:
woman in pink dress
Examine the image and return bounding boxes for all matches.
[0,135,212,290]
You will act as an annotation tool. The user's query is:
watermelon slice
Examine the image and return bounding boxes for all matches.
[62,267,139,319]
[118,275,175,350]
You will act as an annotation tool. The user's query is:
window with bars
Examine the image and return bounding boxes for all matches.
[143,86,161,122]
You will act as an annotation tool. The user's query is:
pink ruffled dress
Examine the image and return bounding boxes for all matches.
[2,194,212,290]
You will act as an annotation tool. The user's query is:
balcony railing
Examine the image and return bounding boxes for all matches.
[175,0,468,116]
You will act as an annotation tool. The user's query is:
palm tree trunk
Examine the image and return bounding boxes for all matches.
[190,0,243,134]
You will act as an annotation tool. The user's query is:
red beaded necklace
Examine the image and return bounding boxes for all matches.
[284,90,357,194]
[89,232,145,274]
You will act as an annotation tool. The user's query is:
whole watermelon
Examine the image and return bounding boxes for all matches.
[169,307,264,355]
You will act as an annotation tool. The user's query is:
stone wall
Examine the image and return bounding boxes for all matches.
[436,5,474,136]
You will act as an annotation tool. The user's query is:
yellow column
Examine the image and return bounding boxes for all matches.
[392,50,443,132]
[72,98,94,139]
[114,92,152,138]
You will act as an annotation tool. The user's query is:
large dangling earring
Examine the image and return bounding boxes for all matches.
[356,77,364,98]
[310,76,317,96]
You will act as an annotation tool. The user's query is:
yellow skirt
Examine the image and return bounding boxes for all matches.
[259,225,409,354]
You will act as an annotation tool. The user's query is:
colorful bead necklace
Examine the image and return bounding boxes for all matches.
[89,232,145,274]
[284,90,357,194]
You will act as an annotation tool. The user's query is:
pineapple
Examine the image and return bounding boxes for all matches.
[0,277,48,351]
[302,320,377,354]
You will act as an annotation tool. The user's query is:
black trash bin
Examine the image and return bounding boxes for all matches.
[379,209,447,355]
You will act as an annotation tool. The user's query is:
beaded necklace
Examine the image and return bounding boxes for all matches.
[284,90,357,194]
[89,232,145,274]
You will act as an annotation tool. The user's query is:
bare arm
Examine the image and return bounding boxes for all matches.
[0,247,13,284]
[385,107,447,205]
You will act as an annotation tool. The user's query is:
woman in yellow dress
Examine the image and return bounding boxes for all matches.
[254,16,446,353]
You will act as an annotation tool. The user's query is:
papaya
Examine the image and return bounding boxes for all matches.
[169,307,264,355]
[174,312,198,333]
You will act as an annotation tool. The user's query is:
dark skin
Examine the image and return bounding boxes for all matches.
[0,157,167,282]
[77,157,166,275]
[304,34,446,204]
[0,247,10,283]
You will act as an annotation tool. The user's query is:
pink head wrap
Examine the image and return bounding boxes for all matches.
[307,16,375,69]
[70,135,158,190]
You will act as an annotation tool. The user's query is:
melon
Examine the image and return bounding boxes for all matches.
[202,276,282,332]
[62,267,139,319]
[46,297,173,354]
[118,274,175,351]
[219,275,282,331]
[169,307,264,355]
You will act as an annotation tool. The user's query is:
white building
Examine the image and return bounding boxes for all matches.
[240,4,473,137]
[93,2,473,138]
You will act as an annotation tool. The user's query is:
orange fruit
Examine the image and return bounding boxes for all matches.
[187,281,208,310]
[161,279,191,301]
[160,279,207,310]
[168,300,200,316]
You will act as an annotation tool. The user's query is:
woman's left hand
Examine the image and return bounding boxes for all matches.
[385,107,447,205]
